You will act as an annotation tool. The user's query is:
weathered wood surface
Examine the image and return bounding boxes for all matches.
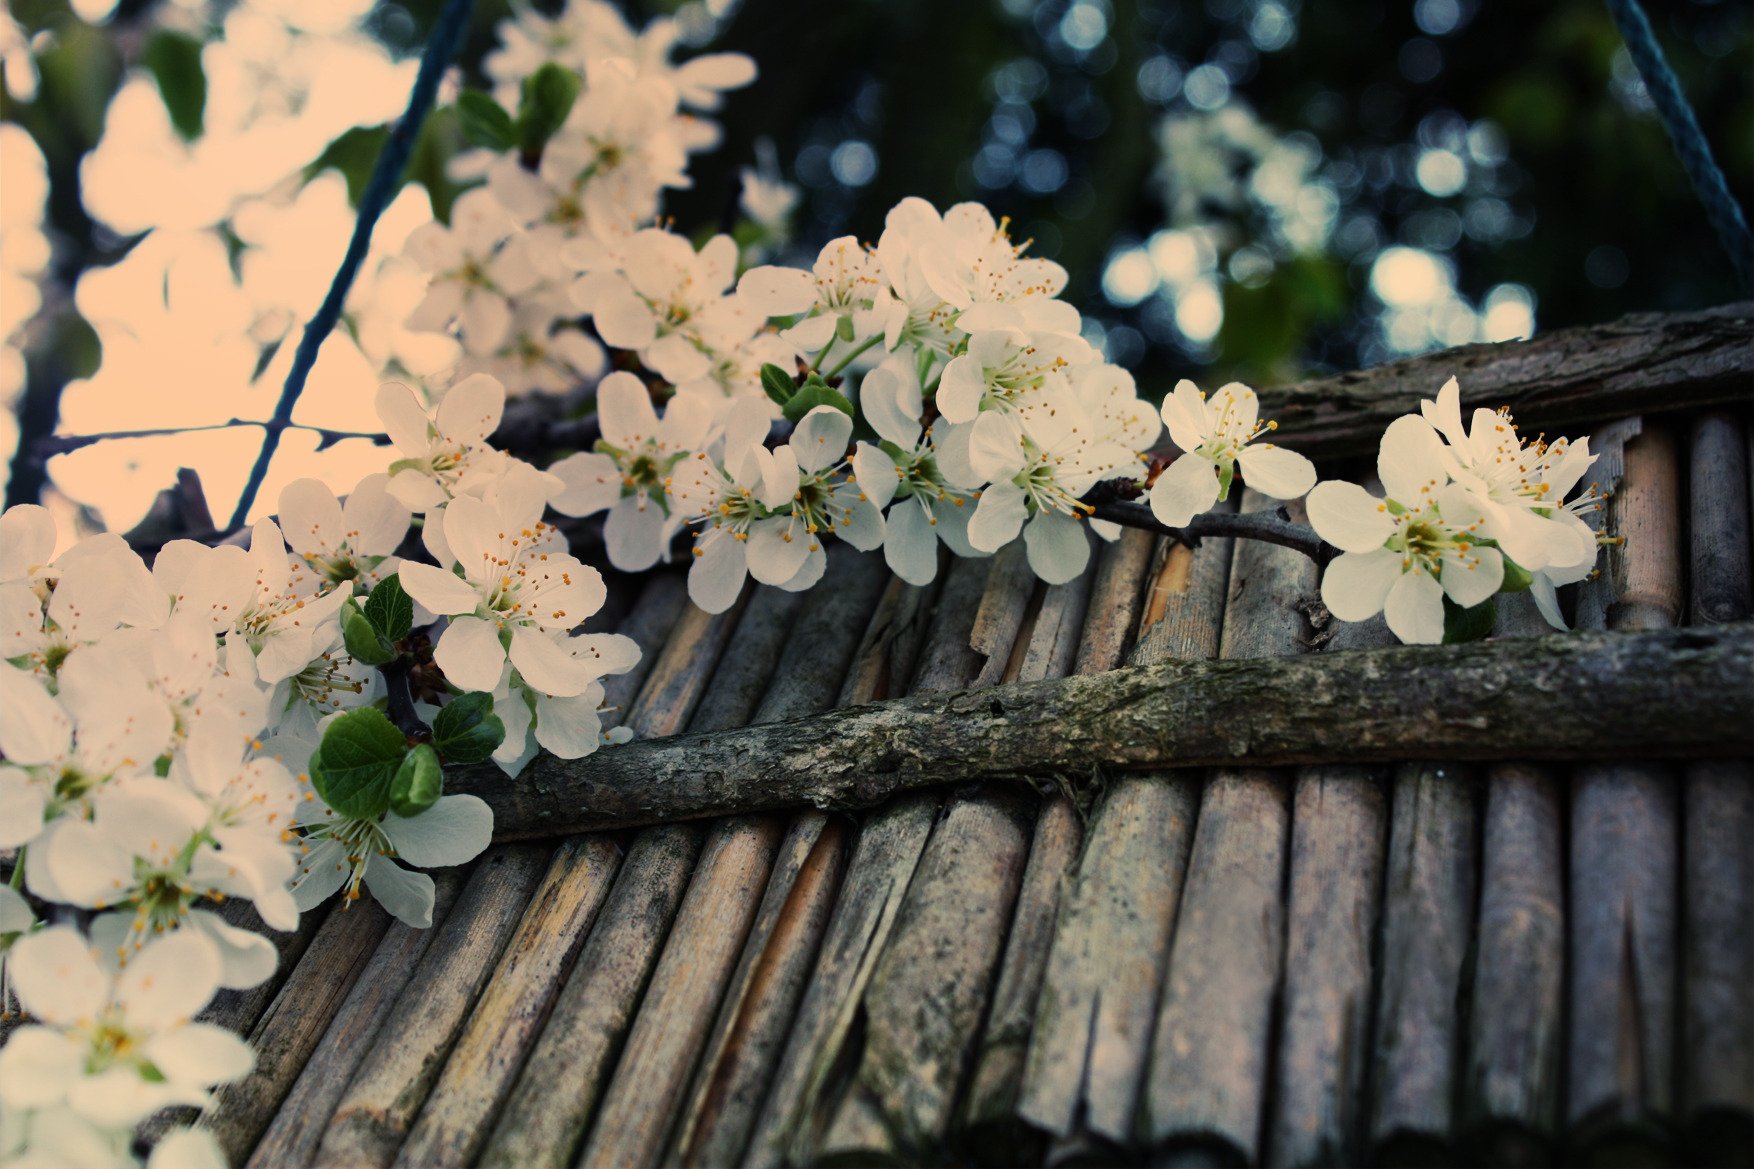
[208,898,394,1163]
[1257,302,1754,459]
[1267,599,1395,1168]
[243,869,467,1169]
[1568,424,1683,1162]
[452,621,1754,838]
[1143,490,1313,1164]
[1019,524,1224,1151]
[1682,409,1754,1166]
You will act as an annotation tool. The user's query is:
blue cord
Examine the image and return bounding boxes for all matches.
[1603,0,1754,293]
[226,0,477,533]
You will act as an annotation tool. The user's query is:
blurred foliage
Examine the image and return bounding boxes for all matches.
[2,0,1749,507]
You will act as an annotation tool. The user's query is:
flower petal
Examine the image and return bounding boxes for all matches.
[1440,544,1504,608]
[363,858,436,928]
[1022,511,1091,585]
[688,533,747,614]
[1148,454,1220,528]
[1235,444,1317,501]
[8,926,107,1026]
[1320,549,1402,622]
[596,370,660,450]
[508,626,593,697]
[967,480,1027,552]
[436,373,507,447]
[1377,414,1446,504]
[382,793,494,869]
[116,929,221,1029]
[435,615,507,694]
[1383,568,1445,644]
[1306,481,1396,554]
[397,562,479,616]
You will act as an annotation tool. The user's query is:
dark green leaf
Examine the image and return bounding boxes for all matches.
[363,575,414,642]
[309,708,408,820]
[389,743,443,817]
[143,31,205,142]
[431,692,505,765]
[1498,557,1534,593]
[456,90,515,152]
[782,382,856,424]
[760,362,796,408]
[517,63,582,156]
[1442,595,1497,644]
[304,124,392,206]
[341,600,394,666]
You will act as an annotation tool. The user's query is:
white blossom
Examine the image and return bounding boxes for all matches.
[1150,379,1316,528]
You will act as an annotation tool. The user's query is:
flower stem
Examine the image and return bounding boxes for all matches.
[8,848,23,891]
[821,335,883,379]
[1087,498,1331,563]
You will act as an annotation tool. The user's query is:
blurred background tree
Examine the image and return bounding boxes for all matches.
[2,0,1748,524]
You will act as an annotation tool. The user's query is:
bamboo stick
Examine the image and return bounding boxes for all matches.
[1568,423,1683,1162]
[206,899,395,1163]
[1144,491,1315,1164]
[1367,760,1479,1164]
[243,869,468,1168]
[1681,410,1753,1165]
[1462,593,1567,1166]
[474,590,755,1169]
[1257,302,1752,460]
[311,845,551,1168]
[957,566,1098,1159]
[812,543,1044,1164]
[1018,524,1226,1153]
[741,553,1012,1169]
[1267,604,1395,1168]
[666,551,892,1167]
[389,572,688,1169]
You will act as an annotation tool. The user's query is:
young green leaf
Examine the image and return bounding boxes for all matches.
[364,575,415,642]
[518,63,583,156]
[390,743,444,817]
[341,600,395,666]
[143,30,206,142]
[431,692,506,765]
[456,90,516,152]
[760,363,797,408]
[782,381,856,423]
[1498,557,1534,594]
[309,708,408,820]
[1441,595,1498,644]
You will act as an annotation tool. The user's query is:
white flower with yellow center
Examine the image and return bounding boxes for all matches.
[1150,379,1316,528]
[376,374,512,513]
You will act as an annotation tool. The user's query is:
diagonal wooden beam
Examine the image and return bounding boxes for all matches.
[1258,303,1753,460]
[454,623,1754,840]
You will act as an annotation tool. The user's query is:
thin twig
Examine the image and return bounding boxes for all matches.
[31,420,390,459]
[1088,498,1330,563]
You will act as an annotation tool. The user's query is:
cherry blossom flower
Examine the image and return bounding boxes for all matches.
[403,187,544,355]
[548,371,714,571]
[665,398,793,612]
[575,230,750,384]
[936,328,1095,426]
[1308,416,1505,644]
[1150,379,1316,528]
[278,474,411,590]
[290,790,493,928]
[376,374,512,512]
[0,927,252,1129]
[737,235,900,353]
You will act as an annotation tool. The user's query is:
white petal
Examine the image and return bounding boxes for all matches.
[397,562,479,617]
[8,926,107,1026]
[149,1127,229,1169]
[277,478,345,557]
[0,1026,81,1108]
[376,382,433,455]
[778,544,828,592]
[852,444,900,511]
[0,503,55,581]
[435,615,507,694]
[1377,414,1447,504]
[1441,544,1504,608]
[644,332,710,383]
[143,1022,254,1087]
[436,373,507,446]
[591,289,658,350]
[363,858,436,928]
[596,370,659,449]
[547,451,623,518]
[736,265,818,317]
[532,692,603,759]
[1160,380,1209,455]
[343,474,413,555]
[190,909,280,990]
[1383,569,1445,644]
[1148,454,1220,528]
[0,664,69,765]
[1235,444,1317,500]
[1306,480,1397,553]
[1022,511,1091,585]
[936,354,986,424]
[967,481,1027,552]
[508,626,593,697]
[1320,549,1402,622]
[116,929,221,1028]
[688,533,747,614]
[603,495,668,573]
[968,411,1025,483]
[382,793,493,869]
[884,499,941,585]
[790,406,853,475]
[747,516,811,586]
[459,293,513,355]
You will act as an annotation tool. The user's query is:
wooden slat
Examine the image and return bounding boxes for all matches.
[1258,303,1753,460]
[1568,424,1683,1161]
[1681,409,1754,1164]
[1144,491,1316,1164]
[1019,524,1225,1153]
[1268,603,1394,1168]
[389,573,688,1169]
[312,846,549,1168]
[244,869,468,1168]
[475,590,754,1169]
[1463,592,1567,1165]
[740,553,1008,1169]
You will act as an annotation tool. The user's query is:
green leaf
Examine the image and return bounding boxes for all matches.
[309,708,408,820]
[431,692,505,765]
[517,63,582,156]
[782,381,856,424]
[305,124,392,206]
[1441,595,1498,644]
[456,90,515,152]
[341,600,394,666]
[143,31,205,142]
[363,575,414,642]
[760,363,797,408]
[389,743,444,817]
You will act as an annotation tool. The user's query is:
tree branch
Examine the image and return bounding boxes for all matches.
[30,420,391,460]
[1089,498,1329,562]
[450,623,1754,840]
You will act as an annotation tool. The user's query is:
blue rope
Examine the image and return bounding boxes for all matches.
[226,0,477,532]
[1603,0,1754,293]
